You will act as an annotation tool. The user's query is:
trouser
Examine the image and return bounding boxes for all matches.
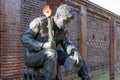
[24,49,58,80]
[24,49,91,80]
[57,50,92,80]
[78,60,91,80]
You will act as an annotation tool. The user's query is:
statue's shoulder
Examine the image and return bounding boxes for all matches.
[35,16,48,26]
[35,16,47,23]
[29,16,48,28]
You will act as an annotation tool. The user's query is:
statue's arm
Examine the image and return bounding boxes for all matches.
[21,18,43,51]
[60,31,78,55]
[60,31,83,65]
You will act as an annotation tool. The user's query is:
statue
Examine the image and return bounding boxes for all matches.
[22,4,92,80]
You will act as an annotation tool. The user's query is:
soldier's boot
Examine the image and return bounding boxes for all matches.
[43,50,58,80]
[56,75,63,80]
[78,60,92,80]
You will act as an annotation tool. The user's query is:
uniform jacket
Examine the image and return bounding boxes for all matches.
[22,16,76,56]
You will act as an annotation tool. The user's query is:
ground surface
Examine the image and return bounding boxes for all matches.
[62,70,120,80]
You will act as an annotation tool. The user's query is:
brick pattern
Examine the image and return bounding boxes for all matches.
[1,0,120,79]
[66,10,80,49]
[0,0,22,79]
[116,22,120,68]
[20,0,46,33]
[87,12,110,71]
[0,0,6,78]
[0,0,1,75]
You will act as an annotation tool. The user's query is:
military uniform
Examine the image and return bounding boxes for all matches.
[22,16,91,80]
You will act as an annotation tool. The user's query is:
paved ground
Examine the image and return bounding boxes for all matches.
[115,69,120,80]
[91,70,120,80]
[62,69,120,80]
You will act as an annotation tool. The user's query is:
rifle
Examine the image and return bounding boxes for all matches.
[42,5,55,49]
[42,5,62,79]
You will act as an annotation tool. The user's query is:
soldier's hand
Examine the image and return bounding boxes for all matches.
[73,51,80,64]
[42,41,56,49]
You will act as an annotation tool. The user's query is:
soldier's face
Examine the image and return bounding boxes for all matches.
[56,13,73,29]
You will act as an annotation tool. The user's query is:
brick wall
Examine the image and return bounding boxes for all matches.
[116,21,120,69]
[66,0,110,73]
[0,0,22,79]
[87,10,110,71]
[66,9,80,48]
[0,0,6,78]
[20,0,46,33]
[0,0,1,75]
[0,0,120,80]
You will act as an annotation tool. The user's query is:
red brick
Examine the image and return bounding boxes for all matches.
[0,0,120,80]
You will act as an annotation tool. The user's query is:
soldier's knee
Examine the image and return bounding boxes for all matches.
[44,49,58,60]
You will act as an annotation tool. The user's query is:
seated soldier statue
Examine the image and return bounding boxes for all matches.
[22,4,92,80]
